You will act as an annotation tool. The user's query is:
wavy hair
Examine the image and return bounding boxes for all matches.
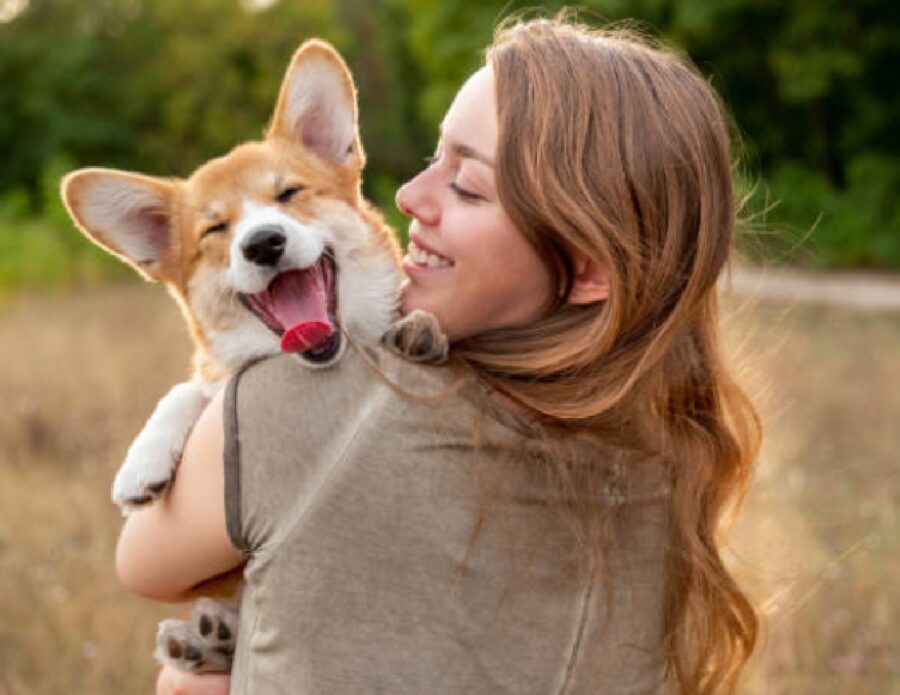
[444,13,763,694]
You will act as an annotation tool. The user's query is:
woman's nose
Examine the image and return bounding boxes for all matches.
[396,174,439,227]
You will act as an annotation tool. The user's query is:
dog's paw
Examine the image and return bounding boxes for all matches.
[192,598,239,658]
[154,600,237,674]
[111,438,180,513]
[155,619,208,672]
[382,309,449,364]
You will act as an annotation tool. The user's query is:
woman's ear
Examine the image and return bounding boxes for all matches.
[567,255,610,305]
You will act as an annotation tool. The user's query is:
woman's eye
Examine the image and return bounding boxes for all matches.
[424,154,439,168]
[276,185,305,203]
[449,182,482,202]
[202,221,228,238]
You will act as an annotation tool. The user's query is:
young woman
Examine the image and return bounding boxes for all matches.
[123,15,761,695]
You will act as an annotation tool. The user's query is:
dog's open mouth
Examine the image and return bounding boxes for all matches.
[239,250,340,362]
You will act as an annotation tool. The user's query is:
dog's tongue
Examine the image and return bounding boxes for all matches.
[267,268,334,353]
[282,322,332,353]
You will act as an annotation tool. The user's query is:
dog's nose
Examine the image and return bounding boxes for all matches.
[242,226,286,267]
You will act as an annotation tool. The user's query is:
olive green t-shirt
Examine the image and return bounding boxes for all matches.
[223,344,672,694]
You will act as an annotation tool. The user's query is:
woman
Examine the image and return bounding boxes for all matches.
[123,15,761,695]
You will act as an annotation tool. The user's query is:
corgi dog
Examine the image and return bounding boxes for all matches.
[62,39,404,513]
[61,38,445,673]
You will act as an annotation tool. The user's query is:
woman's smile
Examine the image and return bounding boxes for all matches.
[402,236,454,272]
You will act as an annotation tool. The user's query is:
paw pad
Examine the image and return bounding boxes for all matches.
[154,598,238,674]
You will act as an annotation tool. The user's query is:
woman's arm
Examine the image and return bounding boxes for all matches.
[116,387,243,602]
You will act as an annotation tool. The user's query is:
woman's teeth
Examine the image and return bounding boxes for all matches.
[407,240,452,268]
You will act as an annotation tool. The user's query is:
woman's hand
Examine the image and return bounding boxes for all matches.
[156,666,231,695]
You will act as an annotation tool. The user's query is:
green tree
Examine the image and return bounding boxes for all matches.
[0,0,897,278]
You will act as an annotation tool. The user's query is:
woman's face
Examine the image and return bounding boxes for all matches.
[395,67,552,342]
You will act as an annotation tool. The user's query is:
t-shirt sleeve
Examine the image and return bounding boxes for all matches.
[222,357,258,556]
[222,350,374,555]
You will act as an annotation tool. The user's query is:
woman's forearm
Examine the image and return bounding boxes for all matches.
[115,388,243,601]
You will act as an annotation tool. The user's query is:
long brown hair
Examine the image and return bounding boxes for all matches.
[446,13,762,694]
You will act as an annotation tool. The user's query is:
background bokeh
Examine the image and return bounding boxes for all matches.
[1,0,899,292]
[0,0,897,693]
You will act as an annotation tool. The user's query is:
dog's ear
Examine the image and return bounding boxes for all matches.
[60,168,178,282]
[267,39,364,169]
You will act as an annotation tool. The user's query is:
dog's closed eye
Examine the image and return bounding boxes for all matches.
[276,185,305,204]
[202,221,229,238]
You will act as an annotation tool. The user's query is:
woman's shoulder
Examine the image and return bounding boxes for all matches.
[227,341,471,421]
[228,342,545,454]
[226,347,368,424]
[232,341,454,394]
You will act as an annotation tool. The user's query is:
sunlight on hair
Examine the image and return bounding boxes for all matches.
[0,0,28,23]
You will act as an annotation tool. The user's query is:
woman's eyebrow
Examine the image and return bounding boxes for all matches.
[452,142,494,168]
[438,126,494,168]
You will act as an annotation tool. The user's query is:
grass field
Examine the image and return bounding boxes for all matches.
[0,282,897,694]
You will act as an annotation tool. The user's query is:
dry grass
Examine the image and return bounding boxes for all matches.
[0,285,191,694]
[0,283,897,693]
[719,295,900,694]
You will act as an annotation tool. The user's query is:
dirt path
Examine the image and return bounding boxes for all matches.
[721,265,900,312]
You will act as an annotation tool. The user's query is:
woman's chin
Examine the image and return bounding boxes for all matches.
[399,285,429,318]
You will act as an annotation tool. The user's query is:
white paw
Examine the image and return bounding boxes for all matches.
[111,435,181,514]
[154,599,238,673]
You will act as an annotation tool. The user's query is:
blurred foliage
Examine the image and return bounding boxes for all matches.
[0,0,897,291]
[0,156,131,292]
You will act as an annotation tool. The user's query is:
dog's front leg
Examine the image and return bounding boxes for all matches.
[112,379,221,513]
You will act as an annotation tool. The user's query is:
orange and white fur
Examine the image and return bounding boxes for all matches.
[62,40,403,513]
[60,39,436,672]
